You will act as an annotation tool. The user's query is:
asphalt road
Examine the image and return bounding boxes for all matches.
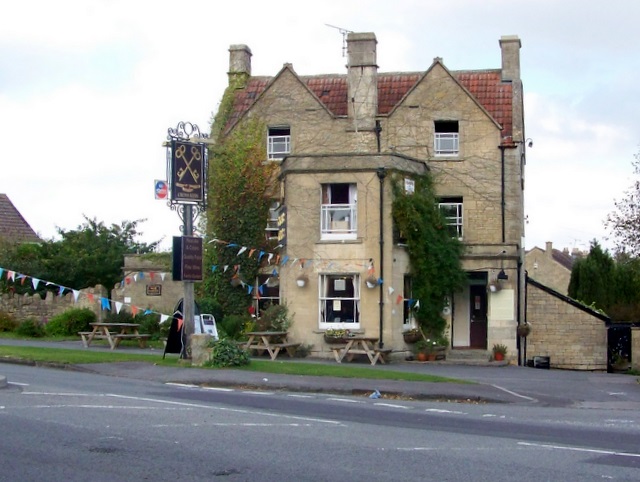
[2,363,640,482]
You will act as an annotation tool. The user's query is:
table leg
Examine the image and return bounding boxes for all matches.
[339,340,355,362]
[85,327,100,347]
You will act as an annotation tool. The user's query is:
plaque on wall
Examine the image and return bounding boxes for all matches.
[146,284,162,296]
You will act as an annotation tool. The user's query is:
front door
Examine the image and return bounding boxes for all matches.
[469,285,487,349]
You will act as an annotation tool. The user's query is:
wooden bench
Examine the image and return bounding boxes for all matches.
[372,348,393,365]
[246,342,300,360]
[78,331,108,348]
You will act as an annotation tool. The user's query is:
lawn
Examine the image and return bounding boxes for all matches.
[0,344,466,383]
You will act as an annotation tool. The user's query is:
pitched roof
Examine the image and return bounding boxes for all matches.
[226,69,513,139]
[0,194,40,243]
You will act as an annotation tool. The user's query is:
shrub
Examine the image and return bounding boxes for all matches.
[218,314,251,340]
[134,312,163,340]
[0,311,18,332]
[196,297,224,323]
[257,304,293,332]
[15,318,46,338]
[204,338,250,367]
[104,310,135,324]
[45,308,96,336]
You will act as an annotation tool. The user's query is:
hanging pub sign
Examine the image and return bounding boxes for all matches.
[172,236,203,282]
[170,140,204,203]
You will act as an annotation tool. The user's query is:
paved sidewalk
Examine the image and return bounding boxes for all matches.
[2,338,639,408]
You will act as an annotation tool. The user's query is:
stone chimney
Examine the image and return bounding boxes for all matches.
[346,32,378,131]
[545,241,553,258]
[228,44,252,86]
[499,35,521,81]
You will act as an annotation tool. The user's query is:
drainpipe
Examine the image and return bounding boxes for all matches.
[375,120,382,153]
[498,145,506,243]
[376,167,387,349]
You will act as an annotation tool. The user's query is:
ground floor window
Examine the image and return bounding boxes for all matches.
[253,274,280,315]
[319,274,360,328]
[403,275,413,327]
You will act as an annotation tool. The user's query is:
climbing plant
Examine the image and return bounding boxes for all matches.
[202,83,279,316]
[391,172,466,336]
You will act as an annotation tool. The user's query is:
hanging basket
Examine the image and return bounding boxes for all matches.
[365,275,378,289]
[403,330,422,344]
[324,334,345,344]
[517,323,531,337]
[296,274,308,288]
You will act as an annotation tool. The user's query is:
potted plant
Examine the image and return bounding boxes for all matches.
[414,338,438,361]
[492,343,508,361]
[324,328,349,343]
[402,328,422,344]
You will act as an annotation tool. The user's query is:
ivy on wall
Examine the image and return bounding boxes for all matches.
[202,82,278,315]
[391,172,466,337]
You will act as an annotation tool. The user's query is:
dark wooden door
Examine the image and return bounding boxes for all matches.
[469,285,487,349]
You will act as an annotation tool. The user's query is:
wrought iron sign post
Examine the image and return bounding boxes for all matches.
[165,121,209,359]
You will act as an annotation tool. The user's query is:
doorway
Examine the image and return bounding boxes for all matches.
[469,284,488,349]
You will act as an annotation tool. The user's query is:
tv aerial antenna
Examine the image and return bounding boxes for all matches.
[325,24,353,57]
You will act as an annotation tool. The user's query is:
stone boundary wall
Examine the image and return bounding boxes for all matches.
[526,281,608,370]
[0,285,107,323]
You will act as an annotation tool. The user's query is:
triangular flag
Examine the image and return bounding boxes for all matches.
[115,301,123,314]
[177,318,183,331]
[32,278,40,290]
[414,300,420,310]
[132,306,139,316]
[388,286,395,295]
[101,297,111,310]
[161,272,166,281]
[144,309,152,315]
[139,272,145,280]
[396,294,403,304]
[58,286,65,297]
[125,277,131,285]
[267,253,273,264]
[211,265,218,272]
[149,272,155,280]
[8,271,15,281]
[0,268,3,279]
[248,249,256,258]
[247,285,253,294]
[281,255,289,266]
[72,290,80,302]
[88,293,95,303]
[237,246,247,256]
[133,274,138,282]
[160,314,169,324]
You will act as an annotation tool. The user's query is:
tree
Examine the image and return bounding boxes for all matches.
[568,240,615,311]
[606,150,640,256]
[0,216,159,297]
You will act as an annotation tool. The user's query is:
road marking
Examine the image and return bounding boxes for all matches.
[326,397,364,403]
[201,387,234,392]
[243,391,274,396]
[165,383,198,389]
[8,382,29,386]
[31,405,185,410]
[107,393,343,425]
[518,442,640,458]
[375,403,410,409]
[490,384,537,402]
[608,392,626,396]
[21,392,97,397]
[287,394,314,399]
[425,408,467,414]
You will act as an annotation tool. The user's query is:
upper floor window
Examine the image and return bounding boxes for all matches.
[439,197,463,239]
[319,274,360,328]
[267,127,290,160]
[254,274,280,315]
[265,200,280,242]
[434,121,459,156]
[321,183,357,240]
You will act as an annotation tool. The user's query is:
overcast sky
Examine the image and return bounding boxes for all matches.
[2,0,638,254]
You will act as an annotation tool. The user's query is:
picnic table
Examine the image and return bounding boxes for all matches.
[79,323,151,350]
[330,335,391,365]
[242,331,300,360]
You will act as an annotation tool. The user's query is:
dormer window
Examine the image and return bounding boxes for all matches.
[434,121,459,156]
[267,126,290,161]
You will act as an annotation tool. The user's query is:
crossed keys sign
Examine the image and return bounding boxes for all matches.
[175,144,201,183]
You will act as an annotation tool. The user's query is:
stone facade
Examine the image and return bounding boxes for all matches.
[525,278,608,370]
[525,241,578,295]
[218,32,527,359]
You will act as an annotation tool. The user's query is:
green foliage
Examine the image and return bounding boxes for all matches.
[204,338,250,368]
[256,304,293,331]
[196,297,224,323]
[0,311,18,332]
[15,319,46,337]
[391,173,466,337]
[217,314,252,340]
[45,308,96,336]
[0,217,159,297]
[492,343,508,355]
[204,89,278,316]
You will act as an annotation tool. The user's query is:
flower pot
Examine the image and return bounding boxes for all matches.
[416,352,428,362]
[427,353,437,361]
[494,352,505,361]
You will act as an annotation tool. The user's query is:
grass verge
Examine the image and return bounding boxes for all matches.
[0,345,468,383]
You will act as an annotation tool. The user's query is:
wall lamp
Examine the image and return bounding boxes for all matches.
[497,269,509,281]
[525,138,533,148]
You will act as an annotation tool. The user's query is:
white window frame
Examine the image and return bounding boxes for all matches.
[439,198,463,239]
[321,183,357,240]
[318,274,360,329]
[254,274,280,315]
[265,200,280,242]
[267,127,290,161]
[434,121,459,156]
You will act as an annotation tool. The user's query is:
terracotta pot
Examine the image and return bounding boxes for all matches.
[416,352,428,362]
[427,353,437,361]
[494,352,505,361]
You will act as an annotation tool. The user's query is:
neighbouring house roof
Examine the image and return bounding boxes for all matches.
[0,194,40,244]
[225,69,513,140]
[551,249,577,270]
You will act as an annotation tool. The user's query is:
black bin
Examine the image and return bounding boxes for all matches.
[533,356,550,369]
